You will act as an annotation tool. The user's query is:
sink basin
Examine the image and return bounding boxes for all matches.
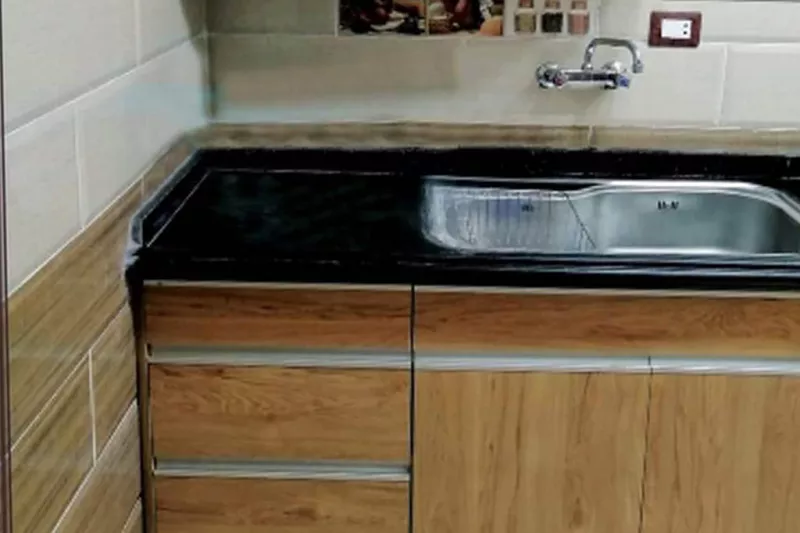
[422,178,800,257]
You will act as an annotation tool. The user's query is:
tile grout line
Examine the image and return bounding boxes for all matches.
[8,175,143,297]
[88,346,98,464]
[50,402,138,533]
[11,303,127,448]
[5,35,193,138]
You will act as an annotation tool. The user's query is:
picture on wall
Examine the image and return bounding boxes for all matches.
[339,0,505,36]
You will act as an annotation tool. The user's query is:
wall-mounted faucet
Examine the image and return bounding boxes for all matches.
[536,38,644,90]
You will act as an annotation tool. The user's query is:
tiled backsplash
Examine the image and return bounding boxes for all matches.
[3,1,208,533]
[4,0,207,290]
[207,0,800,128]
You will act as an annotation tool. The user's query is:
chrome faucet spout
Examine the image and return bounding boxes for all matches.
[582,37,644,74]
[536,36,644,90]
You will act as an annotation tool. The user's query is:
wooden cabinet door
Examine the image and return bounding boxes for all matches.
[156,477,409,533]
[414,371,650,533]
[642,375,800,533]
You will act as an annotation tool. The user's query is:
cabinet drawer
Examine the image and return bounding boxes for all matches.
[415,289,800,357]
[155,476,408,533]
[150,365,410,462]
[144,284,411,351]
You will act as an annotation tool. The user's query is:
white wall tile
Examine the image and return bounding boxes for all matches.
[663,1,800,43]
[2,0,137,130]
[5,109,81,290]
[211,33,725,127]
[77,38,207,223]
[721,43,800,127]
[138,0,206,61]
[588,43,726,127]
[601,0,800,43]
[138,38,208,156]
[208,0,336,34]
[75,72,150,224]
[598,0,656,40]
[211,34,459,121]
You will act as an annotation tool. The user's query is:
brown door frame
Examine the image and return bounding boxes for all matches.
[0,0,12,529]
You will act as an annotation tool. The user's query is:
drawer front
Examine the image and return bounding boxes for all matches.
[144,284,411,351]
[150,364,410,462]
[415,289,800,358]
[155,477,408,533]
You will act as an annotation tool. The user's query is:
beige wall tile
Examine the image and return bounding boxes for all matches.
[92,306,137,455]
[448,38,591,125]
[208,0,336,34]
[54,404,141,533]
[138,38,208,160]
[588,43,726,127]
[77,38,206,223]
[138,0,206,61]
[12,361,93,533]
[721,43,800,127]
[211,34,458,121]
[5,108,81,291]
[2,0,136,129]
[211,34,723,127]
[76,72,151,224]
[598,0,658,40]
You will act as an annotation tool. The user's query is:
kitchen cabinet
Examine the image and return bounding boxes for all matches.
[642,374,800,533]
[155,477,408,533]
[140,283,800,532]
[414,370,649,533]
[142,283,413,533]
[150,364,409,462]
[414,289,800,358]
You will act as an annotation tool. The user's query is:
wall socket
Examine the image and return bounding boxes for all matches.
[649,11,702,48]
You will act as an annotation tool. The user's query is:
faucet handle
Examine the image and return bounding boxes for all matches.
[536,63,568,89]
[615,74,631,89]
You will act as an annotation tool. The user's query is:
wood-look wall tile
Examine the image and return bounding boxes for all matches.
[11,360,92,533]
[9,181,140,441]
[92,306,137,454]
[142,138,194,199]
[54,403,141,533]
[122,500,144,533]
[190,122,591,150]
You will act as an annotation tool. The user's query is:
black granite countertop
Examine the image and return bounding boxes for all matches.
[126,147,800,291]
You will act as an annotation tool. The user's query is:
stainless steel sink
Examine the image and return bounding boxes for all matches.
[422,178,800,257]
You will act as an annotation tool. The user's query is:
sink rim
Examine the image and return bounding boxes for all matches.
[421,177,800,258]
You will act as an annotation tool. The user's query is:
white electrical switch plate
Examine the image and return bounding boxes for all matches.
[661,19,692,40]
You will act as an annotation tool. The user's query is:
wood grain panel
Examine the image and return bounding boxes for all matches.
[9,182,138,440]
[145,285,411,350]
[142,138,193,197]
[151,365,409,461]
[643,375,800,533]
[155,477,408,533]
[12,361,92,533]
[92,305,137,454]
[122,500,143,533]
[54,403,140,533]
[416,290,800,357]
[414,371,649,533]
